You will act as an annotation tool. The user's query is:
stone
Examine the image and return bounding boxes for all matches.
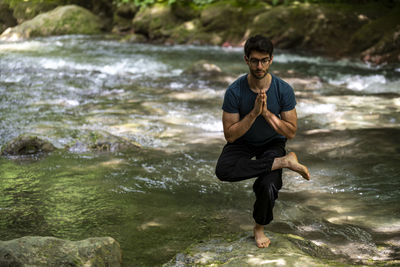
[0,236,122,266]
[1,135,56,156]
[0,5,103,41]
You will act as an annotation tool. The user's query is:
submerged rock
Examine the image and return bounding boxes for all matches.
[1,135,56,156]
[0,236,122,266]
[68,131,141,153]
[0,5,103,41]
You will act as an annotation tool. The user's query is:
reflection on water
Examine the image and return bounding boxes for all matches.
[0,35,399,266]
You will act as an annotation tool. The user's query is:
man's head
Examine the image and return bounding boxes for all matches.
[244,35,273,59]
[244,35,274,80]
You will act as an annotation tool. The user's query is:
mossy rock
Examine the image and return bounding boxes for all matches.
[200,2,245,33]
[350,5,400,64]
[8,1,61,23]
[112,3,139,33]
[248,3,365,55]
[132,4,181,40]
[169,18,202,44]
[170,0,200,21]
[1,135,56,156]
[0,5,103,41]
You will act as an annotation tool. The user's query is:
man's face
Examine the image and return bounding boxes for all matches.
[245,50,273,80]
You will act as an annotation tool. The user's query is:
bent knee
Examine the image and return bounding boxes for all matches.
[215,167,229,181]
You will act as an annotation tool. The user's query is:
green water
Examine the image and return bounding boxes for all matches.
[1,35,399,266]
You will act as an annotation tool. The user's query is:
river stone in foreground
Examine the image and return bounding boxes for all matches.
[1,135,56,156]
[0,236,122,266]
[0,5,102,41]
[164,231,344,267]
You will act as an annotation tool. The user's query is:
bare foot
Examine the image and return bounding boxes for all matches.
[254,224,270,248]
[286,152,310,180]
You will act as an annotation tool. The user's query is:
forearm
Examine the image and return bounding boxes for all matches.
[263,110,297,139]
[224,111,258,143]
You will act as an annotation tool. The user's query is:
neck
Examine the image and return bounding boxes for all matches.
[248,73,271,93]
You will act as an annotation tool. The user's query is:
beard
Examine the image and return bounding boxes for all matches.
[250,68,268,80]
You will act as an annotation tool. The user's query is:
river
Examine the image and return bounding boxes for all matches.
[0,35,399,266]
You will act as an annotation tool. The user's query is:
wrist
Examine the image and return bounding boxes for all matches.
[263,109,272,119]
[250,109,259,119]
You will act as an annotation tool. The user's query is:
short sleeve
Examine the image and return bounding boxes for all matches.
[222,88,239,113]
[281,83,296,112]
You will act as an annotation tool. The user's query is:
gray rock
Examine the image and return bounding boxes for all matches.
[0,236,122,267]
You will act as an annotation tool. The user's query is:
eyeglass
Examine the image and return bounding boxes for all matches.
[247,57,271,67]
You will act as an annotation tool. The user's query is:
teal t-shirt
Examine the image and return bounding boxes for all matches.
[222,73,296,146]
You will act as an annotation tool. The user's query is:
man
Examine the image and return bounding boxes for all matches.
[215,35,310,248]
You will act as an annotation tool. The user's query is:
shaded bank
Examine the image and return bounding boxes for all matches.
[1,0,399,65]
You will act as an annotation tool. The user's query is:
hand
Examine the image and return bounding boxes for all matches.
[252,91,266,116]
[262,91,268,116]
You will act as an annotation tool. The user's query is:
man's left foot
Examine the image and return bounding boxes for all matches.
[286,152,310,180]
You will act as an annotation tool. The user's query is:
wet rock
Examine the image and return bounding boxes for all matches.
[182,60,222,77]
[1,135,56,156]
[164,231,341,267]
[0,5,103,41]
[120,33,148,43]
[0,236,122,266]
[182,60,235,85]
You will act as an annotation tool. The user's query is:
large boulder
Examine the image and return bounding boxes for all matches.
[1,135,56,156]
[0,236,122,266]
[0,5,103,41]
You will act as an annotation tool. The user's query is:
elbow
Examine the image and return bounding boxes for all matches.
[287,134,295,140]
[286,131,296,140]
[224,134,236,143]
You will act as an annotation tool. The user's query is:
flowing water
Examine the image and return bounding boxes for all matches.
[0,35,399,266]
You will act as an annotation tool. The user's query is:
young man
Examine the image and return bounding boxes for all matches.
[215,35,310,248]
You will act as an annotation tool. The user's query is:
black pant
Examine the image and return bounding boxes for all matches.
[215,138,286,225]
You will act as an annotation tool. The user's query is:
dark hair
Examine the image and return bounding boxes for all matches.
[244,35,274,58]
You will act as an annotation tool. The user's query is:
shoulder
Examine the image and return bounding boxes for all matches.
[271,74,293,91]
[228,74,247,92]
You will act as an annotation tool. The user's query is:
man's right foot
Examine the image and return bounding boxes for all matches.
[254,224,270,248]
[286,152,310,180]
